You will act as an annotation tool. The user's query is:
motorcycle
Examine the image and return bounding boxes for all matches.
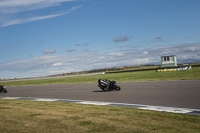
[0,85,7,93]
[98,79,121,91]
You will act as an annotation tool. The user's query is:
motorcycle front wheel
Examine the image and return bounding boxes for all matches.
[3,89,7,93]
[114,85,121,91]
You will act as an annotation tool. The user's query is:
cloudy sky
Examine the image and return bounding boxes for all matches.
[0,0,200,79]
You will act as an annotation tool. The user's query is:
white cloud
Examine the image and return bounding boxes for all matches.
[0,0,61,6]
[1,5,82,27]
[0,43,199,79]
[98,56,106,59]
[1,19,23,27]
[184,44,200,52]
[114,36,131,43]
[143,51,148,55]
[0,0,76,11]
[0,0,82,27]
[43,49,56,54]
[66,49,76,52]
[52,62,63,67]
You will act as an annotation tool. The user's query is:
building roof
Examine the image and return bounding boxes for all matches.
[161,55,176,57]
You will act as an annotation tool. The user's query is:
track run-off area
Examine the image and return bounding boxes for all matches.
[1,80,200,115]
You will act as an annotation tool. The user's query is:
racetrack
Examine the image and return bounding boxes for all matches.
[1,80,200,109]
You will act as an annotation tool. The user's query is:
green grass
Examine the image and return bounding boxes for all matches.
[1,67,200,132]
[2,67,200,86]
[0,99,200,133]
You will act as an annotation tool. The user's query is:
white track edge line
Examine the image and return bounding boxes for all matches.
[0,96,200,115]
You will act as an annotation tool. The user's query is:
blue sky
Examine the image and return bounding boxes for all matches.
[0,0,200,79]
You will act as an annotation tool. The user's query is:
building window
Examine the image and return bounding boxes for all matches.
[164,57,170,61]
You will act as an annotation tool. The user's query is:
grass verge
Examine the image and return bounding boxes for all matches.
[2,67,200,87]
[0,99,200,133]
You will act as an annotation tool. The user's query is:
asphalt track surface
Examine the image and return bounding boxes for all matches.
[1,80,200,109]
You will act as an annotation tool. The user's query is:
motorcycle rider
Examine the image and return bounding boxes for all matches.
[0,85,7,93]
[98,79,110,91]
[104,79,110,91]
[98,79,121,91]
